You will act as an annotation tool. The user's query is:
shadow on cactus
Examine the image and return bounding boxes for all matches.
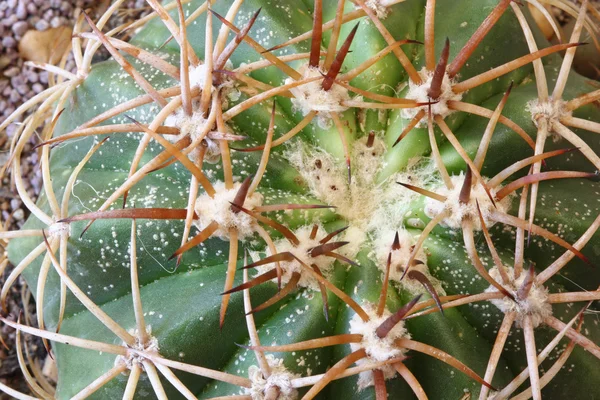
[1,0,600,399]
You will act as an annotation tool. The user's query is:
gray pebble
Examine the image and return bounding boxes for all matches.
[10,76,25,88]
[9,90,20,103]
[2,36,16,48]
[50,16,63,28]
[6,123,18,137]
[35,19,49,31]
[9,199,21,210]
[32,83,44,93]
[26,71,39,83]
[12,21,28,37]
[13,208,24,221]
[16,84,28,96]
[15,3,27,19]
[4,66,20,78]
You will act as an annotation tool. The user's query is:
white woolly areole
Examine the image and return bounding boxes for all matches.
[188,61,236,93]
[247,355,299,400]
[193,181,263,240]
[357,0,391,18]
[526,99,571,142]
[349,304,410,390]
[163,109,222,164]
[115,327,159,370]
[424,172,511,230]
[486,266,552,328]
[286,65,352,130]
[256,225,336,290]
[48,222,71,238]
[401,68,462,125]
[371,229,445,295]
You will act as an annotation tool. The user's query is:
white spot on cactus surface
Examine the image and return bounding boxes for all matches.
[349,303,410,390]
[424,172,511,230]
[193,181,263,240]
[247,355,299,400]
[401,68,462,124]
[286,64,353,129]
[486,266,552,328]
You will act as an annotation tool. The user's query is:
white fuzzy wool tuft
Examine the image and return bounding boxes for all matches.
[286,65,352,129]
[164,109,206,141]
[193,181,263,240]
[401,68,462,124]
[359,0,391,18]
[115,327,159,370]
[349,303,410,390]
[247,355,299,400]
[285,140,446,262]
[188,61,236,92]
[284,137,384,227]
[486,266,552,328]
[526,99,571,142]
[163,109,223,163]
[188,64,210,90]
[371,229,444,295]
[48,222,71,238]
[424,172,511,230]
[256,225,336,290]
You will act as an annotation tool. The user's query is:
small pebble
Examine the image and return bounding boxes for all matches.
[12,21,28,37]
[12,208,25,221]
[34,19,49,31]
[2,36,16,48]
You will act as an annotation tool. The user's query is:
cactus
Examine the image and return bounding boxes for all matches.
[1,0,600,399]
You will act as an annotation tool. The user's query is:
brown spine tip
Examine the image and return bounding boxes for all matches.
[310,224,319,240]
[427,37,450,100]
[375,294,422,339]
[366,130,376,148]
[231,176,253,213]
[517,263,536,301]
[215,8,261,71]
[241,252,296,270]
[392,231,401,250]
[407,270,444,315]
[319,225,349,244]
[309,241,349,258]
[309,0,323,68]
[221,269,278,295]
[459,167,473,204]
[322,23,359,91]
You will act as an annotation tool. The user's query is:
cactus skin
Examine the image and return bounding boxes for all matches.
[5,0,600,399]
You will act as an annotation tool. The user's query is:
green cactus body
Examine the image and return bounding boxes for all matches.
[6,0,600,399]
